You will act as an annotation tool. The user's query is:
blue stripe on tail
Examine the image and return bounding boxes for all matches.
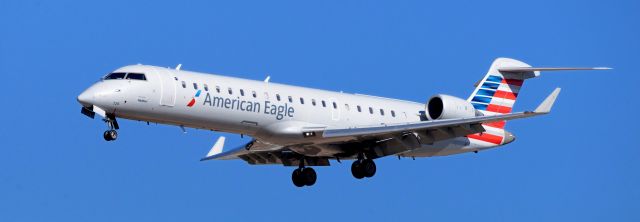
[472,96,492,103]
[486,75,503,83]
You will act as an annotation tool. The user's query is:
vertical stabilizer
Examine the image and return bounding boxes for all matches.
[468,58,538,129]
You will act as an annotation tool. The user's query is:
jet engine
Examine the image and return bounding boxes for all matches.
[425,94,477,120]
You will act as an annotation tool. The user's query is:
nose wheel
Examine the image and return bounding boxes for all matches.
[103,130,118,141]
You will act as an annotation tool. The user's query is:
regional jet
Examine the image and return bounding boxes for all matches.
[77,58,609,187]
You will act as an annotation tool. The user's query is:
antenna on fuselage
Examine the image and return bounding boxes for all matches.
[175,64,182,70]
[264,75,271,83]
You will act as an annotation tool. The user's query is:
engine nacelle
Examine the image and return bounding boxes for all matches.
[425,94,476,120]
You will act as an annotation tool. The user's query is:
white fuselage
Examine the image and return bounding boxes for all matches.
[78,65,505,158]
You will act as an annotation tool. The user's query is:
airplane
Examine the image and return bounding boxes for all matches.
[77,58,609,187]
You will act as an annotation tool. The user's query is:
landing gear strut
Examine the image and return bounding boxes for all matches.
[351,155,376,179]
[291,161,317,187]
[103,116,119,141]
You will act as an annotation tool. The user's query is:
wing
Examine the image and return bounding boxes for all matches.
[322,88,560,142]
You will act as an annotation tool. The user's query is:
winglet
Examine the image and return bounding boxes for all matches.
[534,88,561,113]
[201,136,225,161]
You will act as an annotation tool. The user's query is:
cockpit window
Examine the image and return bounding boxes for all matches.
[104,72,126,80]
[104,72,146,81]
[126,73,147,80]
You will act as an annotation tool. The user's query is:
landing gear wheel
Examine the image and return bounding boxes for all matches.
[302,168,317,186]
[351,160,365,179]
[103,130,117,141]
[292,168,305,187]
[362,159,376,178]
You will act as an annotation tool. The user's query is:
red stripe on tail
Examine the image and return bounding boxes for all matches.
[502,78,524,86]
[486,104,512,113]
[493,90,518,100]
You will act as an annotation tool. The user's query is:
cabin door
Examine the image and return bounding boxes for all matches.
[157,68,176,107]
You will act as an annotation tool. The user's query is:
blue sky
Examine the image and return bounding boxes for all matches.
[1,0,638,221]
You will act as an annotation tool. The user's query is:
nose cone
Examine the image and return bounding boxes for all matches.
[503,131,516,144]
[77,89,94,107]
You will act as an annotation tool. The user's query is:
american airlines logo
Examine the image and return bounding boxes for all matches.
[187,90,294,120]
[187,90,201,107]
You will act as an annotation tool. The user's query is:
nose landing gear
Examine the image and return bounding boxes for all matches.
[102,115,119,141]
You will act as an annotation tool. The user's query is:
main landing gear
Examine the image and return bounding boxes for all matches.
[103,116,119,141]
[351,157,376,179]
[291,161,317,187]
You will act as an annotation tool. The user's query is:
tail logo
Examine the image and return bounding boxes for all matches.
[187,90,201,107]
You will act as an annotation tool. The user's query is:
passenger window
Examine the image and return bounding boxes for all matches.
[125,73,146,80]
[104,72,126,80]
[276,94,281,101]
[380,109,385,116]
[228,88,233,95]
[215,86,221,93]
[252,91,257,98]
[288,96,293,103]
[181,81,186,88]
[332,102,337,109]
[240,89,245,96]
[344,104,350,111]
[369,107,374,114]
[391,110,396,117]
[357,105,362,112]
[300,97,305,104]
[264,92,269,99]
[204,84,209,91]
[322,101,326,107]
[312,99,317,106]
[193,83,198,90]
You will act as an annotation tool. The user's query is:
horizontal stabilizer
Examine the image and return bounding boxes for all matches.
[201,136,225,161]
[534,88,561,113]
[498,67,611,72]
